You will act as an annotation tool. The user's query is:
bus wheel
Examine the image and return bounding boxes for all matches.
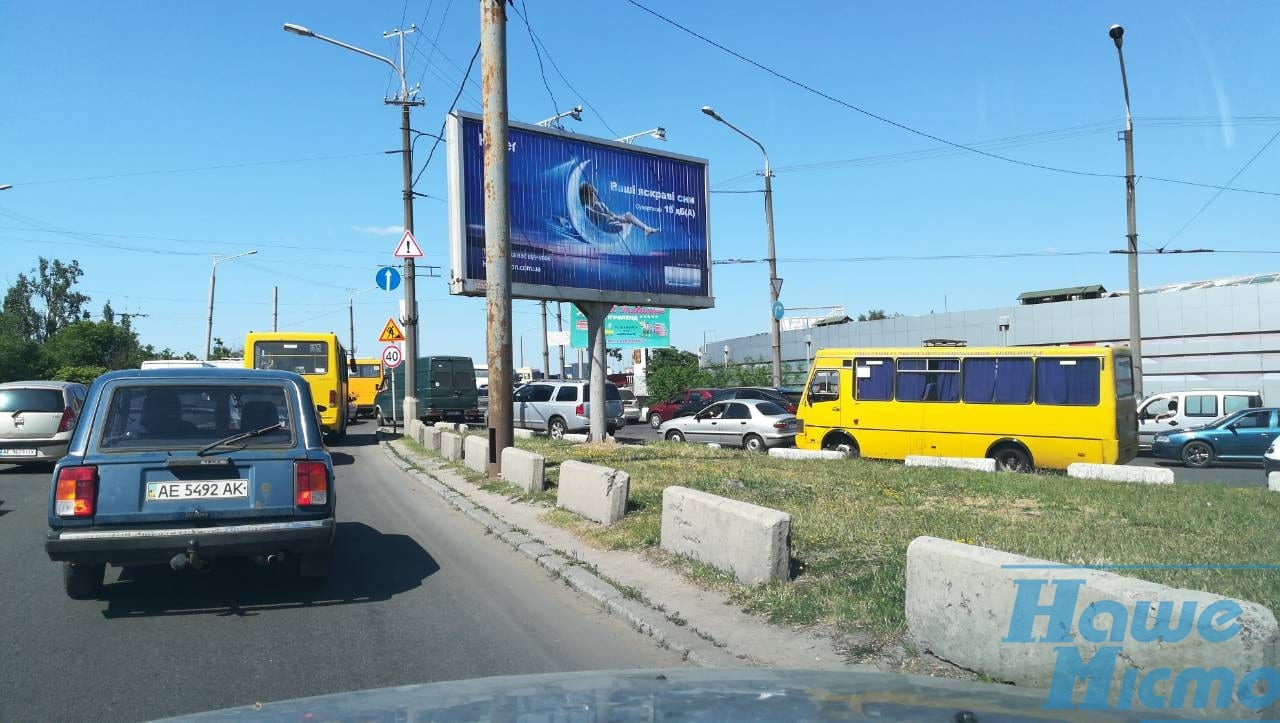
[990,444,1032,472]
[823,433,859,459]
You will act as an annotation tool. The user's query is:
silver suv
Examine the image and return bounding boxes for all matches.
[0,381,88,464]
[513,381,624,438]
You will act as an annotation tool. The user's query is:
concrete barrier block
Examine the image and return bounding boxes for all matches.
[660,486,790,585]
[424,427,441,451]
[561,433,589,443]
[767,447,846,460]
[433,421,453,430]
[514,428,538,439]
[463,434,488,474]
[439,431,463,462]
[501,447,545,493]
[1067,462,1174,485]
[557,460,629,526]
[905,455,997,472]
[1269,472,1280,492]
[905,536,1278,717]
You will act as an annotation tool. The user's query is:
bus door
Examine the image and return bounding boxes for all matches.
[804,366,850,443]
[851,356,902,458]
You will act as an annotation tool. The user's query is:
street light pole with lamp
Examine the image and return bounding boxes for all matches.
[615,128,667,145]
[205,250,257,360]
[283,21,425,418]
[1109,24,1143,397]
[347,287,377,361]
[701,105,783,387]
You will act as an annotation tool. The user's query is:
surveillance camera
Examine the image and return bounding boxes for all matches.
[1109,24,1124,40]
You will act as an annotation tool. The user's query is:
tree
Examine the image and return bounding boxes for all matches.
[645,348,709,402]
[858,309,889,322]
[42,319,146,371]
[30,258,90,342]
[209,337,243,360]
[101,301,115,325]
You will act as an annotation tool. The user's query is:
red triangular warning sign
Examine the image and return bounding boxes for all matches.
[378,317,405,342]
[393,230,423,258]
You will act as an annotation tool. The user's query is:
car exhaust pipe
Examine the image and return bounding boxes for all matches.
[254,553,283,567]
[170,552,190,571]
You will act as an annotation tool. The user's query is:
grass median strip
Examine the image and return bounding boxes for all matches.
[516,437,1280,638]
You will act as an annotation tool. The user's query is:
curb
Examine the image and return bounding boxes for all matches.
[379,438,742,667]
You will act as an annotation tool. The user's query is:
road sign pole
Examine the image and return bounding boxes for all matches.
[482,0,513,476]
[584,302,609,441]
[400,102,420,423]
[390,366,397,431]
[541,301,550,382]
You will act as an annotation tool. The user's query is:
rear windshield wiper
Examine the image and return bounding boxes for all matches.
[196,422,284,457]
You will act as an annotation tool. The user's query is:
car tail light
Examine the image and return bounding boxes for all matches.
[329,390,338,406]
[294,460,329,506]
[575,404,584,417]
[57,406,76,433]
[55,465,97,518]
[796,419,805,434]
[773,421,790,430]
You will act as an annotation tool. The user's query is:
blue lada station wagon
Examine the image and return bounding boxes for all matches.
[44,368,336,599]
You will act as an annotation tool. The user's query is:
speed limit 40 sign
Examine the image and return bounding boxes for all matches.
[381,344,404,369]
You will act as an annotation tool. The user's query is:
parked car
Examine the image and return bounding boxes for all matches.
[44,368,336,599]
[0,381,88,465]
[619,388,641,424]
[376,355,481,425]
[659,398,798,452]
[647,389,720,429]
[1150,407,1280,468]
[512,380,624,438]
[695,387,798,415]
[1137,389,1263,450]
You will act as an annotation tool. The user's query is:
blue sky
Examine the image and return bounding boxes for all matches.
[2,1,1277,366]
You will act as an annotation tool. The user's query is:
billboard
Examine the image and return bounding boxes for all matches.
[447,111,712,309]
[569,306,671,349]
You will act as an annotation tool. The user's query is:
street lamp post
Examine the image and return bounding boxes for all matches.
[347,287,376,360]
[1110,24,1143,397]
[283,21,425,418]
[205,250,257,360]
[701,106,782,387]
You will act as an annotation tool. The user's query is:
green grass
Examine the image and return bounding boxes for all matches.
[513,438,1280,635]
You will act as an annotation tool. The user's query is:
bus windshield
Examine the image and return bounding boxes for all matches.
[254,341,329,375]
[354,363,382,378]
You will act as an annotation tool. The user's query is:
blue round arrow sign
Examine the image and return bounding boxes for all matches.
[375,266,402,291]
[772,300,785,321]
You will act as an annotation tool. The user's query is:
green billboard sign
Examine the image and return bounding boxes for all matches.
[570,306,671,350]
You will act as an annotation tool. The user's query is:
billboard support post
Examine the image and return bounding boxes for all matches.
[481,0,513,476]
[540,301,550,381]
[582,302,610,441]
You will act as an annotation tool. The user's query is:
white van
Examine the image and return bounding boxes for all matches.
[1138,389,1264,449]
[140,359,244,370]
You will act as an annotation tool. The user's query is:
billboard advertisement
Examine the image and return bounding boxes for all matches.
[447,111,712,309]
[569,305,671,350]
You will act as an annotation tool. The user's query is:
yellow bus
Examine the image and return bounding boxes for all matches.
[244,331,350,438]
[796,346,1137,470]
[348,357,384,419]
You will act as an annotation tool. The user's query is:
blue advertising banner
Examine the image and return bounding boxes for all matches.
[446,111,713,309]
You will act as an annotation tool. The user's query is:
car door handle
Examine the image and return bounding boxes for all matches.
[740,422,747,425]
[1168,421,1179,426]
[831,406,840,412]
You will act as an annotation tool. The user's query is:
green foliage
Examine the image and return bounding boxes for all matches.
[209,337,243,361]
[42,320,147,371]
[707,357,773,389]
[50,365,110,385]
[645,348,710,402]
[858,309,888,322]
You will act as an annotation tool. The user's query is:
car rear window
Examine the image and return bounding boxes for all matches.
[582,384,623,401]
[0,388,64,413]
[755,401,788,416]
[99,384,295,450]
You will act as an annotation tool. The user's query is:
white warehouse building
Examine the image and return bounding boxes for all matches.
[706,273,1280,403]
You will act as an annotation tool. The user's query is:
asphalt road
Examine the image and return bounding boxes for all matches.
[615,421,1267,487]
[0,421,682,722]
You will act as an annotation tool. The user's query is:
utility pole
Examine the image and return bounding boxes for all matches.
[540,301,550,381]
[204,250,257,360]
[556,303,565,380]
[1110,24,1143,397]
[272,286,278,331]
[481,0,513,474]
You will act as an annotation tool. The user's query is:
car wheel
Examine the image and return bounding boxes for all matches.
[649,413,663,429]
[298,548,331,581]
[63,562,104,599]
[990,445,1032,472]
[666,429,686,443]
[548,417,567,439]
[743,433,766,453]
[1182,441,1214,469]
[823,434,859,459]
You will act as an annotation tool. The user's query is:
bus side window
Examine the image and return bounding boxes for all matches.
[809,370,840,402]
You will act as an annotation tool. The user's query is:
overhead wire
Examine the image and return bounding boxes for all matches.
[512,0,561,121]
[5,151,386,187]
[516,14,619,137]
[1161,127,1280,248]
[411,41,481,189]
[626,1,1280,199]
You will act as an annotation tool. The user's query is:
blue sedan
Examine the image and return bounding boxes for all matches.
[1151,407,1280,469]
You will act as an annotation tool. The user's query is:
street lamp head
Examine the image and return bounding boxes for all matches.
[700,105,722,121]
[247,250,259,256]
[652,127,667,141]
[0,184,12,191]
[1109,24,1124,48]
[570,105,584,122]
[283,23,315,37]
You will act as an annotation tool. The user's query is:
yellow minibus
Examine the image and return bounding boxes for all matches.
[244,331,349,438]
[348,358,384,419]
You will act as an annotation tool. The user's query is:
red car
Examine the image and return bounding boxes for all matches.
[647,389,720,429]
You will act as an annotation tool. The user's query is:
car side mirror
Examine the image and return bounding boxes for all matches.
[315,405,328,414]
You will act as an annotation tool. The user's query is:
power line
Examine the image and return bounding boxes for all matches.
[712,248,1280,265]
[627,1,1280,200]
[517,15,619,137]
[1161,127,1280,248]
[511,0,561,121]
[5,151,386,187]
[0,225,390,256]
[412,0,457,94]
[412,41,481,189]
